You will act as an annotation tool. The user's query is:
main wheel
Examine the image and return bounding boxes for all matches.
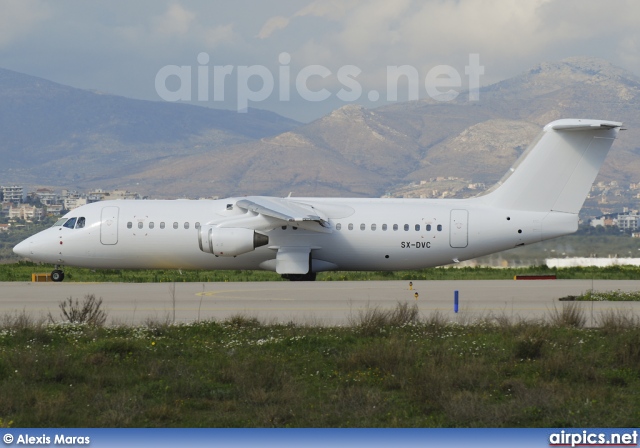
[281,272,317,281]
[51,270,65,282]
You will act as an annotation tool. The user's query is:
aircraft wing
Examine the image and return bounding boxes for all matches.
[229,196,332,233]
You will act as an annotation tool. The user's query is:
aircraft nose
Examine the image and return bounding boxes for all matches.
[13,230,62,264]
[13,239,32,257]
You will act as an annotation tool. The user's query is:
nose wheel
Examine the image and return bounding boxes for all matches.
[51,269,65,282]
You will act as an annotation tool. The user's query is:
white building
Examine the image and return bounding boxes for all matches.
[547,258,640,268]
[617,214,639,231]
[1,185,23,203]
[8,204,43,220]
[45,204,63,215]
[64,196,87,211]
[33,188,57,205]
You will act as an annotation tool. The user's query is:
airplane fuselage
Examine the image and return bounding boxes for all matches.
[16,198,575,272]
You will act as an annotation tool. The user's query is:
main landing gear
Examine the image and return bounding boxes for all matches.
[51,266,65,282]
[281,272,317,281]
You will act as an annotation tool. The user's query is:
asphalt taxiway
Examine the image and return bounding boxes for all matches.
[2,279,640,326]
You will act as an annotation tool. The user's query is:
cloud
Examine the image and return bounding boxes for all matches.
[257,0,360,39]
[2,0,640,122]
[204,23,235,48]
[111,3,236,53]
[0,0,52,48]
[261,0,640,87]
[151,3,196,37]
[618,35,640,74]
[257,16,290,39]
[335,0,412,59]
[293,0,360,21]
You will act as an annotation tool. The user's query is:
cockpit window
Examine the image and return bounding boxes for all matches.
[54,218,68,227]
[63,217,77,229]
[76,217,85,229]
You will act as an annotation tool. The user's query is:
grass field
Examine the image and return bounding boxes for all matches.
[1,302,640,427]
[3,262,640,282]
[572,290,640,301]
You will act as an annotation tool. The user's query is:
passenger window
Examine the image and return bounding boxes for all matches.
[382,224,387,231]
[437,224,443,231]
[415,224,420,231]
[173,222,178,229]
[336,223,341,230]
[127,222,132,229]
[393,224,398,231]
[76,217,85,229]
[160,222,165,229]
[138,222,143,229]
[360,223,365,231]
[371,224,376,231]
[348,223,353,230]
[63,218,77,229]
[281,226,287,230]
[195,222,200,229]
[184,222,190,229]
[427,224,432,231]
[149,222,154,229]
[404,224,409,231]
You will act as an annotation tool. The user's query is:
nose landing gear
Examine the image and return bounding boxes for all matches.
[51,266,65,282]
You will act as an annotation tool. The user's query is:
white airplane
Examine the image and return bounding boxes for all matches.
[14,118,622,282]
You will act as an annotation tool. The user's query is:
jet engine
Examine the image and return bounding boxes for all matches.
[198,226,269,257]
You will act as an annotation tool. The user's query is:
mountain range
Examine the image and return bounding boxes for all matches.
[1,56,639,200]
[0,67,297,189]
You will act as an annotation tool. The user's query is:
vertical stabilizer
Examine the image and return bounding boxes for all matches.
[480,119,622,213]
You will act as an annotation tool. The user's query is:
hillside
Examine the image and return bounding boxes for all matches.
[1,57,639,203]
[0,67,298,188]
[131,57,640,199]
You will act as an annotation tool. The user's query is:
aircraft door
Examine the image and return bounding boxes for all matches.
[450,209,468,248]
[100,206,119,245]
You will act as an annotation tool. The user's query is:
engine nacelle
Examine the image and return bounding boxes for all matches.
[198,226,269,257]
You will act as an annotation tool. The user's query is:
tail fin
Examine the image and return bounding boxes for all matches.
[480,119,622,213]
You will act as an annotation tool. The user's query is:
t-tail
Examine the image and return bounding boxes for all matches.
[479,119,622,214]
[466,119,623,247]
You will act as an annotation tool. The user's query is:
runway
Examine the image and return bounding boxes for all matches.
[1,280,640,326]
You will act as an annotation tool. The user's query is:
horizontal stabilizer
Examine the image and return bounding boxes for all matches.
[549,120,622,131]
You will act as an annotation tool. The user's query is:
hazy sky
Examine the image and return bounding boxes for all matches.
[2,0,639,122]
